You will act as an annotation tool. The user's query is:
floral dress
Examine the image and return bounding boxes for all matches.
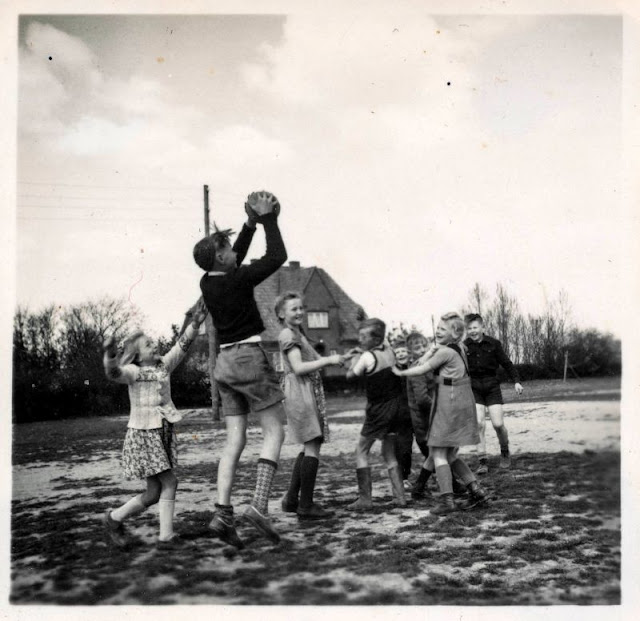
[278,327,330,445]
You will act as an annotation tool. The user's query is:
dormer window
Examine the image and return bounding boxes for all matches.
[307,311,329,329]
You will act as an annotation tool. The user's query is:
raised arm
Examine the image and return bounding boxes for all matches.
[239,192,287,285]
[163,298,208,373]
[103,336,138,384]
[232,218,258,266]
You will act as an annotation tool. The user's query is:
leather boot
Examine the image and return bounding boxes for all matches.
[460,481,490,511]
[388,464,407,507]
[430,492,457,516]
[347,467,373,511]
[411,467,433,500]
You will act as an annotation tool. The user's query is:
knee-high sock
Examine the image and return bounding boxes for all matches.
[299,456,320,509]
[252,458,278,514]
[435,465,453,494]
[285,452,305,502]
[450,458,476,486]
[111,495,146,523]
[158,499,175,541]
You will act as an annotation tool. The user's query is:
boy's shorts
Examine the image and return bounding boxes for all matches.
[214,343,284,417]
[471,377,504,407]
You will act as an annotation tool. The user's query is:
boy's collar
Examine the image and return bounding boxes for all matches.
[207,271,227,276]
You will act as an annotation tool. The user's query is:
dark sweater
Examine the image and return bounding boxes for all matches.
[200,214,287,345]
[463,334,520,383]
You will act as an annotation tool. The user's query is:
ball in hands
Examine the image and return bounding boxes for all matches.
[245,190,281,221]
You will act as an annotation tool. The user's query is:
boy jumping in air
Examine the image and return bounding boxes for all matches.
[193,191,287,547]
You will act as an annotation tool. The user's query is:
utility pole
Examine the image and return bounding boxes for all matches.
[563,350,568,383]
[203,184,221,421]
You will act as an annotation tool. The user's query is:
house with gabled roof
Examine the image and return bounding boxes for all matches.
[254,260,367,376]
[183,260,367,378]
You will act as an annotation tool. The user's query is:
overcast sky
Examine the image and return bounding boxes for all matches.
[15,9,627,338]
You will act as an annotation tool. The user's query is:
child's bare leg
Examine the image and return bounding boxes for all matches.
[104,475,160,548]
[217,415,247,506]
[355,435,375,469]
[111,476,160,523]
[157,469,178,542]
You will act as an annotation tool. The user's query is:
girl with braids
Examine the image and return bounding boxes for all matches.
[393,312,490,515]
[276,291,351,520]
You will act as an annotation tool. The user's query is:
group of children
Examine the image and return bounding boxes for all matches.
[102,191,515,551]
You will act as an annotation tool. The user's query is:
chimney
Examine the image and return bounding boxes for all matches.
[289,261,300,269]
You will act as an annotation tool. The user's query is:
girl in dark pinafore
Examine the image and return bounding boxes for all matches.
[394,312,490,515]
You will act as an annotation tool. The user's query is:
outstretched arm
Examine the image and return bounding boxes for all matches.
[286,347,342,376]
[103,336,138,384]
[163,298,208,373]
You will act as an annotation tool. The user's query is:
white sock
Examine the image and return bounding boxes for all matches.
[158,499,175,541]
[111,495,146,523]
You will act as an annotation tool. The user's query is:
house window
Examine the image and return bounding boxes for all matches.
[307,312,329,329]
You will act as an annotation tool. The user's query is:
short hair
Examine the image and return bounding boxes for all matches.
[193,225,235,271]
[441,312,466,343]
[359,318,386,344]
[465,313,483,325]
[391,339,407,350]
[274,291,303,323]
[406,331,428,347]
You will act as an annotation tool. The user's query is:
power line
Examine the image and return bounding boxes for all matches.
[18,203,191,211]
[18,180,199,192]
[17,215,197,222]
[17,194,196,202]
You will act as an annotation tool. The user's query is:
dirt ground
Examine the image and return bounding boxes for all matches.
[11,377,621,605]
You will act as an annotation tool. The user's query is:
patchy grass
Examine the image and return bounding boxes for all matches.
[11,445,620,605]
[11,378,620,605]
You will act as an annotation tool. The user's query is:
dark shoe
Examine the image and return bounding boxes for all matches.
[347,467,373,511]
[499,452,511,469]
[430,493,458,516]
[452,477,468,497]
[157,534,184,549]
[460,481,491,510]
[102,510,134,549]
[103,511,130,549]
[241,505,281,544]
[297,503,335,520]
[281,492,298,513]
[475,459,489,476]
[388,464,407,507]
[209,513,245,549]
[411,487,433,501]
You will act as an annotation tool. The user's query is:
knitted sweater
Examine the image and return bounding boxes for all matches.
[103,323,198,429]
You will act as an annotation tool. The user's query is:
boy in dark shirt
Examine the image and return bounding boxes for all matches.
[464,313,524,472]
[193,191,287,547]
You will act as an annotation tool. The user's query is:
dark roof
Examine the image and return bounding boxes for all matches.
[255,263,365,342]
